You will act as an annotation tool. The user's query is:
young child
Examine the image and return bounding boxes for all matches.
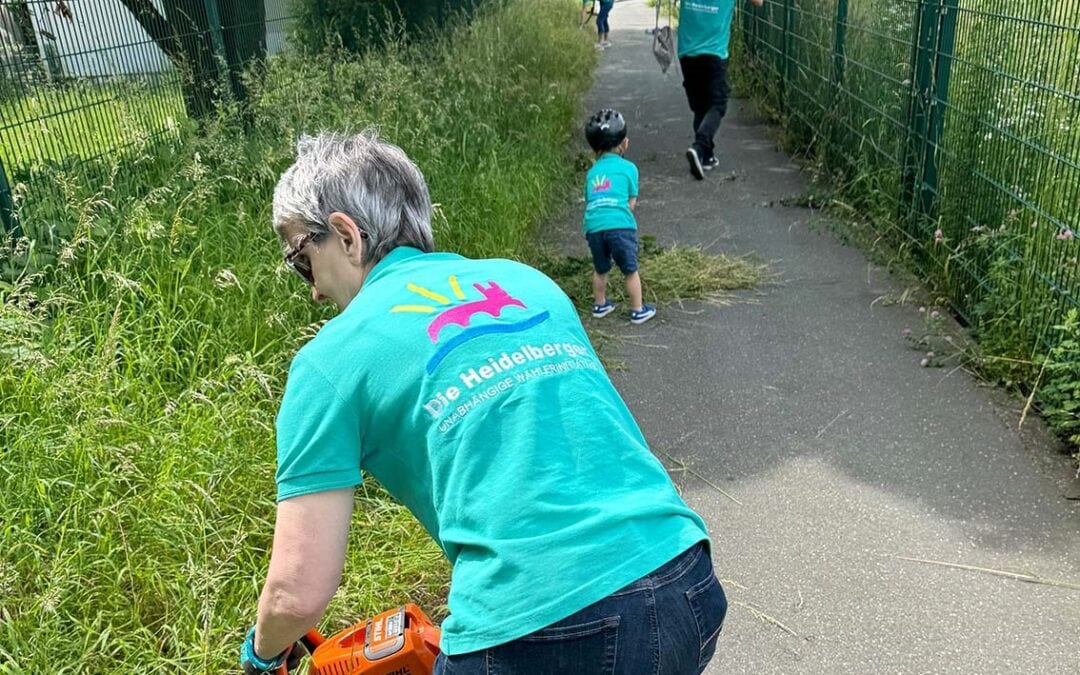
[583,109,656,324]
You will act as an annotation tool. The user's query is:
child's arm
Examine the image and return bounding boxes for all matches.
[628,197,637,211]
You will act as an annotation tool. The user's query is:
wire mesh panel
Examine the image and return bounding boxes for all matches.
[740,0,1080,352]
[932,2,1080,344]
[0,0,485,273]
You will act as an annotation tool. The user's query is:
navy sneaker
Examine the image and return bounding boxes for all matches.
[630,304,656,324]
[686,147,705,180]
[592,299,617,318]
[703,156,720,171]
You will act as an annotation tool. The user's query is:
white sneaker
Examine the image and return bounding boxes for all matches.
[686,147,704,180]
[630,304,657,325]
[703,156,720,171]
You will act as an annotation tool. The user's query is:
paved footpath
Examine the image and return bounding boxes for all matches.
[556,2,1080,673]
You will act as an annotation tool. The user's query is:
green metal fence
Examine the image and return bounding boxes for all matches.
[0,0,294,253]
[739,0,1080,353]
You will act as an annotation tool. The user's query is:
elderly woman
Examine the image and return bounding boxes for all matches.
[240,131,726,675]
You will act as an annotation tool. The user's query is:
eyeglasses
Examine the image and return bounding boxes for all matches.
[284,231,321,285]
[282,227,368,286]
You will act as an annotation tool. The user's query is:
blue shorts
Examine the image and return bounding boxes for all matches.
[586,228,639,275]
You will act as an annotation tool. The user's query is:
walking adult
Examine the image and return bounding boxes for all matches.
[680,0,764,179]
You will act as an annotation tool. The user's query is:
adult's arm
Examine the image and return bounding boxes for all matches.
[253,488,354,659]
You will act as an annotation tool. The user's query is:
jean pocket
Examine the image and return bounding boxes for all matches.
[492,616,620,674]
[685,573,727,668]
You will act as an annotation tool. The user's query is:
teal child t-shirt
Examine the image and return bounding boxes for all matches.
[678,0,736,59]
[275,247,708,655]
[582,152,639,234]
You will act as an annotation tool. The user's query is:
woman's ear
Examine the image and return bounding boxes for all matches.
[327,212,365,262]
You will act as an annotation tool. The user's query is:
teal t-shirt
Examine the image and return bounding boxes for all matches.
[582,153,639,234]
[678,0,736,59]
[275,247,708,655]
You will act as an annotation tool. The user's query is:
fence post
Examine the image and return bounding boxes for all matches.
[201,0,233,99]
[900,0,959,231]
[832,0,848,89]
[779,0,793,110]
[828,0,849,157]
[917,0,959,220]
[0,156,20,241]
[900,0,940,228]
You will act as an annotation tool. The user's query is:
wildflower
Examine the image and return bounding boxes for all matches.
[919,306,926,314]
[930,310,940,319]
[1056,229,1075,241]
[920,358,930,367]
[901,328,912,337]
[926,351,935,359]
[934,228,943,244]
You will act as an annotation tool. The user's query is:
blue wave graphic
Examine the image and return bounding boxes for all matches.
[426,311,551,374]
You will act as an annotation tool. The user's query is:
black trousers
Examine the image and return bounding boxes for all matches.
[680,55,730,161]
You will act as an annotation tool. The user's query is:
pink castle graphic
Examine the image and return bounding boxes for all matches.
[427,282,525,342]
[391,276,550,373]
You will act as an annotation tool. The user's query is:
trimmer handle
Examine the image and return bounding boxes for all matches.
[275,629,326,674]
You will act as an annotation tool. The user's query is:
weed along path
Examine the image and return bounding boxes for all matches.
[552,1,1080,673]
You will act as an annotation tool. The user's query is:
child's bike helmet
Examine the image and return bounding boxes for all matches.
[585,109,627,152]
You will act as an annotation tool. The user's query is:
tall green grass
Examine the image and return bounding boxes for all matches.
[0,79,186,170]
[0,1,594,672]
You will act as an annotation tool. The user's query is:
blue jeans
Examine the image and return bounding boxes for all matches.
[597,1,613,35]
[434,542,726,675]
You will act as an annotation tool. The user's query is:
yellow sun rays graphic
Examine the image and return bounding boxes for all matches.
[391,276,466,313]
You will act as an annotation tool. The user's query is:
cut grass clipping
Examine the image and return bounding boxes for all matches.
[537,236,766,311]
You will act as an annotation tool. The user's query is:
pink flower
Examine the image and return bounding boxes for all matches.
[1056,229,1075,241]
[930,310,940,319]
[934,228,944,244]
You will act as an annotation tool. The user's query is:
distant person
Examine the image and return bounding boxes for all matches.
[595,0,614,48]
[579,0,594,29]
[583,109,656,325]
[680,0,764,179]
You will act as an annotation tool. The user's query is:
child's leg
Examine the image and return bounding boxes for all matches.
[593,271,609,305]
[625,271,643,312]
[586,231,613,306]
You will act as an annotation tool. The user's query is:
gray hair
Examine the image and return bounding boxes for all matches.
[272,130,435,265]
